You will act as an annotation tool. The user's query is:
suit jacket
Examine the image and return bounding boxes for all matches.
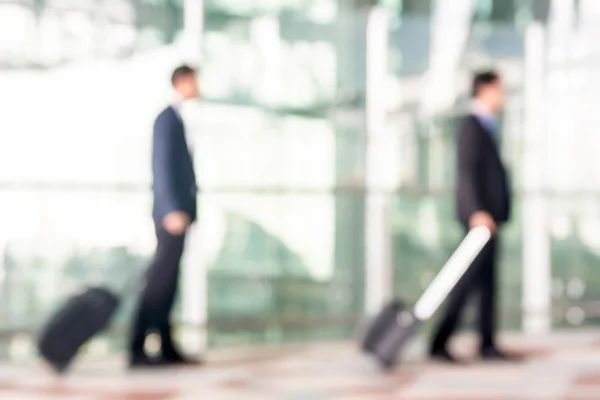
[151,106,197,224]
[456,114,511,226]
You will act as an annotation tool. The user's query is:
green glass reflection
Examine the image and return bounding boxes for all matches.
[550,197,600,329]
[205,193,365,348]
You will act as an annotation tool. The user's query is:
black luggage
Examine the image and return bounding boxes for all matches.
[37,287,120,374]
[361,226,492,369]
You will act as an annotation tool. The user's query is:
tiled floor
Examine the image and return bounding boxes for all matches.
[2,331,600,399]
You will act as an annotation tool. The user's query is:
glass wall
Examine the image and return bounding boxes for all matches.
[382,0,600,334]
[0,0,184,68]
[199,0,550,343]
[2,0,599,361]
[201,0,367,347]
[0,0,369,357]
[545,0,600,329]
[0,0,184,360]
[382,0,541,333]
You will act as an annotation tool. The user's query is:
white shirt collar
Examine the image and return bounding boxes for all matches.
[470,100,496,121]
[172,93,184,119]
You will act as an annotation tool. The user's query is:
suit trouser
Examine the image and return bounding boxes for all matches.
[431,229,498,351]
[130,224,186,355]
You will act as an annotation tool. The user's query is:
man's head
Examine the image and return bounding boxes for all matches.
[171,65,199,100]
[471,70,504,113]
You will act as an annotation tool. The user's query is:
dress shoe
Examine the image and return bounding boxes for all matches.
[162,348,204,366]
[429,348,463,364]
[128,354,167,369]
[480,347,521,362]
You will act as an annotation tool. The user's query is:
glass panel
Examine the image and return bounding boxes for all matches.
[0,1,183,68]
[204,192,364,347]
[193,103,366,346]
[549,196,600,328]
[202,3,339,112]
[199,1,368,346]
[0,188,153,360]
[546,1,600,330]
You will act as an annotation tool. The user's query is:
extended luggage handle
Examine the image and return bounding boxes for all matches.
[413,226,492,321]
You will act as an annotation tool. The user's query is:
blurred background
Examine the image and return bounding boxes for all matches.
[0,0,598,366]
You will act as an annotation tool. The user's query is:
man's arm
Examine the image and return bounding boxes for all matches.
[458,120,496,232]
[458,120,482,215]
[152,113,180,214]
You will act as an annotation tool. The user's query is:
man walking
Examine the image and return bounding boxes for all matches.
[430,70,513,363]
[129,65,200,368]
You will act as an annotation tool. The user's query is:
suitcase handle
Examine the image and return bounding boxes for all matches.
[413,226,492,321]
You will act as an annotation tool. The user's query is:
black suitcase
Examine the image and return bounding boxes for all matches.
[362,226,492,370]
[361,300,404,354]
[37,286,121,374]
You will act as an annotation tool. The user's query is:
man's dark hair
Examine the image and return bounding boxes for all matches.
[471,70,500,98]
[171,65,197,86]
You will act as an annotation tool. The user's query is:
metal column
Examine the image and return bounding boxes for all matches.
[522,22,551,334]
[182,0,204,63]
[180,0,207,355]
[364,7,393,315]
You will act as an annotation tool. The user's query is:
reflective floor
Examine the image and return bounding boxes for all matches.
[2,330,600,399]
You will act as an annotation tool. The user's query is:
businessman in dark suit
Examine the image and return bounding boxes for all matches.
[430,71,514,363]
[129,65,200,368]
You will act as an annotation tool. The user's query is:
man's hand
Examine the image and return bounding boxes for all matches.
[469,211,496,235]
[163,211,190,235]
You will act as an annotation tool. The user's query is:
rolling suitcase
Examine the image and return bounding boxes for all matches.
[362,226,492,369]
[37,273,143,374]
[37,287,121,374]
